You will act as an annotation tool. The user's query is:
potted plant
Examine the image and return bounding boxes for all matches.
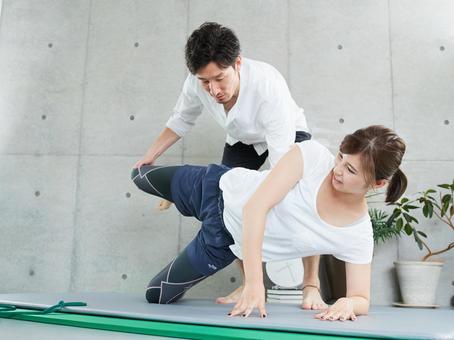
[387,179,454,306]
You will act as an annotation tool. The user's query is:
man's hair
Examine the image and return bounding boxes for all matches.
[185,22,241,74]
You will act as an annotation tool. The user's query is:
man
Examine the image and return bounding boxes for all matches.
[134,22,326,310]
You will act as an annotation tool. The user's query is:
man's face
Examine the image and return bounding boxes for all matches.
[196,58,241,104]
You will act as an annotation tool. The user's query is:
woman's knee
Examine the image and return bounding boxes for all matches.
[131,167,139,181]
[130,165,157,194]
[145,286,161,304]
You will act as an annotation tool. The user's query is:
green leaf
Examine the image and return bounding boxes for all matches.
[387,209,400,226]
[438,184,451,190]
[396,218,403,231]
[428,202,434,218]
[450,205,454,218]
[417,231,427,238]
[400,197,409,204]
[404,223,413,235]
[441,199,449,217]
[414,233,423,250]
[422,203,429,218]
[405,205,419,210]
[426,189,437,194]
[403,213,418,223]
[442,194,452,204]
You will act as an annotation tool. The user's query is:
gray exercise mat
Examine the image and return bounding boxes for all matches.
[0,292,453,339]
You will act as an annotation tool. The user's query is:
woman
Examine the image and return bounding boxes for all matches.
[131,125,407,321]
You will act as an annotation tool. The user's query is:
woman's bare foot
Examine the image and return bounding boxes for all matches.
[215,285,244,304]
[301,286,328,310]
[158,199,173,211]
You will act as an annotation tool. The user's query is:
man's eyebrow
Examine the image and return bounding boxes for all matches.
[197,72,223,80]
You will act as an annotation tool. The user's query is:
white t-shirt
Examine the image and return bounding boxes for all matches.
[166,57,308,166]
[219,140,374,264]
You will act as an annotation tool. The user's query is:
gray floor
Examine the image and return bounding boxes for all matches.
[0,292,453,340]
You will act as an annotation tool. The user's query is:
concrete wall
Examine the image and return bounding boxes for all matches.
[0,0,453,306]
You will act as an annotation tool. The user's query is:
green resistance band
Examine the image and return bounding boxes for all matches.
[0,300,87,317]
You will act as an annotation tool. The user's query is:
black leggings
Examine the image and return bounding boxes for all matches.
[131,166,207,304]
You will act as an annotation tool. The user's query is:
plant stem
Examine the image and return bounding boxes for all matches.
[422,242,454,261]
[419,238,433,260]
[432,209,454,232]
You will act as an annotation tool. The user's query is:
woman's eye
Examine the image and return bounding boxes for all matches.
[347,167,355,174]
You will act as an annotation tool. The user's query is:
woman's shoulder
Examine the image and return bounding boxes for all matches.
[296,139,330,154]
[295,140,334,178]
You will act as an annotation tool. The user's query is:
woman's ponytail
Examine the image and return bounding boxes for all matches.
[385,168,408,203]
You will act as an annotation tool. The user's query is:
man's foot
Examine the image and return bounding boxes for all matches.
[301,286,328,310]
[158,199,173,211]
[215,285,244,304]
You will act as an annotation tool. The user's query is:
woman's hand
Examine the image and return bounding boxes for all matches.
[315,297,357,322]
[228,283,267,318]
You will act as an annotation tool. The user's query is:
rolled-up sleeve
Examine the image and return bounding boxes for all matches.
[166,74,203,137]
[260,80,295,167]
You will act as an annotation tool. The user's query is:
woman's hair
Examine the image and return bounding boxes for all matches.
[339,125,407,203]
[185,22,241,74]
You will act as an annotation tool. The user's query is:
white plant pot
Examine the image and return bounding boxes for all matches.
[394,261,443,305]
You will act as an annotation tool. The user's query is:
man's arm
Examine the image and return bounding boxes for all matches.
[133,127,181,169]
[134,74,203,168]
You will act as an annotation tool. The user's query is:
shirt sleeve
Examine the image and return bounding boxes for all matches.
[260,75,296,167]
[296,140,334,179]
[166,74,203,137]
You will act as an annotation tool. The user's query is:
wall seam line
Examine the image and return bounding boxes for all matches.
[69,0,93,291]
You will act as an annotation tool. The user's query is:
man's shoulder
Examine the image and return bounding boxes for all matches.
[243,57,286,97]
[244,57,281,77]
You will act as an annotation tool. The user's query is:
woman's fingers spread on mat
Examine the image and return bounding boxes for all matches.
[228,301,246,317]
[316,308,357,322]
[330,312,343,321]
[244,307,254,318]
[315,307,339,321]
[259,304,267,318]
[228,284,266,318]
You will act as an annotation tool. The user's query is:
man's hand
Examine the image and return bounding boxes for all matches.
[315,297,357,322]
[228,283,267,318]
[133,154,154,169]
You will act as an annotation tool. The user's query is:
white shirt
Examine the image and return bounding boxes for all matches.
[219,140,374,265]
[166,58,308,166]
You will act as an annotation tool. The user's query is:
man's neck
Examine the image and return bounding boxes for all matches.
[223,75,241,113]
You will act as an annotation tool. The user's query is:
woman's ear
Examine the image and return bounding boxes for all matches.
[372,179,388,190]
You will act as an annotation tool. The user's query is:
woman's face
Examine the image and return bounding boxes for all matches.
[332,152,370,195]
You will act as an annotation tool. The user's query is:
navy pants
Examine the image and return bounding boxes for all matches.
[132,164,236,304]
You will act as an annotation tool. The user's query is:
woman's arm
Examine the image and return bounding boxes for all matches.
[345,262,371,315]
[229,144,304,317]
[316,262,371,321]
